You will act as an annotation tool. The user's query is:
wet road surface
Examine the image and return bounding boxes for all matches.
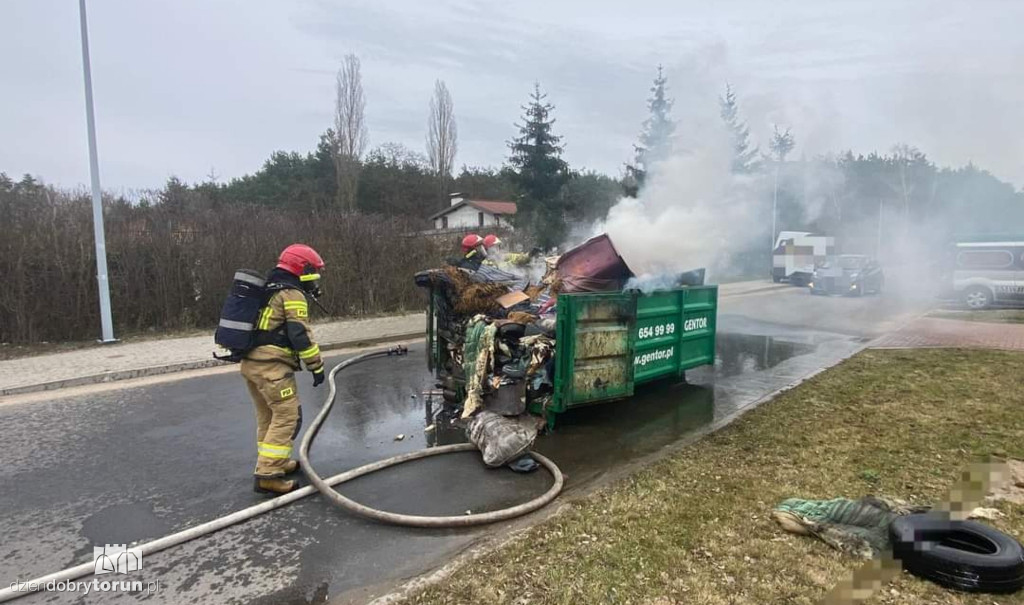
[0,286,929,604]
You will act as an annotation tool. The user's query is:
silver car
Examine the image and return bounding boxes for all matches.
[950,241,1024,309]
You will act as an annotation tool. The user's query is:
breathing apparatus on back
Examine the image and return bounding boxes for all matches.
[214,244,328,361]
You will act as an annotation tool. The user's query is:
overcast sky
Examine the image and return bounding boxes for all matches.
[2,0,1023,191]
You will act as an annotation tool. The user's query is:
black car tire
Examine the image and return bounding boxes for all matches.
[890,513,1024,594]
[963,286,993,310]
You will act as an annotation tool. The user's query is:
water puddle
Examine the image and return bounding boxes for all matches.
[76,501,171,563]
[420,330,821,488]
[713,333,816,377]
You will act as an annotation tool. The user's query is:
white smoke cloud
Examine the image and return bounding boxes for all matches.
[595,122,770,280]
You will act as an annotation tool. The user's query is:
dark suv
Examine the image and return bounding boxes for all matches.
[810,255,884,296]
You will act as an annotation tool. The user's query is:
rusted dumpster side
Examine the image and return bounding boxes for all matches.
[551,292,637,409]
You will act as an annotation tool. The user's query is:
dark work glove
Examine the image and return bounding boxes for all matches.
[311,367,325,387]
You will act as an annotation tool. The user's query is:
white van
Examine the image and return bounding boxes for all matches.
[950,241,1024,309]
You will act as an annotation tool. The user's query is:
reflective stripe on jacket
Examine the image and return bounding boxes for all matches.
[246,288,324,372]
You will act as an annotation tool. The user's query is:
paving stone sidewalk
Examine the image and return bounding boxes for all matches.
[0,280,785,397]
[0,314,425,396]
[870,316,1024,351]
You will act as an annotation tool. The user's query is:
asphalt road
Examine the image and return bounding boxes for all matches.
[0,285,931,604]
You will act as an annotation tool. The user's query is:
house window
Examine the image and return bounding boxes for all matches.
[478,212,485,227]
[495,216,501,226]
[442,216,448,229]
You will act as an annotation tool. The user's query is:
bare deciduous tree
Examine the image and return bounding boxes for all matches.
[890,143,924,236]
[333,54,368,211]
[426,80,457,210]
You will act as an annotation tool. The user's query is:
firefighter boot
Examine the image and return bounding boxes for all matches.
[253,477,298,496]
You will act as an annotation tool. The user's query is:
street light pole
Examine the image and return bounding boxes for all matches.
[78,0,116,343]
[769,160,780,280]
[877,198,884,258]
[771,162,779,252]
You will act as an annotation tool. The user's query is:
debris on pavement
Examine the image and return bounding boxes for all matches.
[508,455,541,473]
[394,434,405,441]
[467,411,539,467]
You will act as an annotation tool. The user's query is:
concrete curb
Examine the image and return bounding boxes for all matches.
[0,331,425,398]
[720,283,791,298]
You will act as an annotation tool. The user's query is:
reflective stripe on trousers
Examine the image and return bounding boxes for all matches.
[257,442,292,460]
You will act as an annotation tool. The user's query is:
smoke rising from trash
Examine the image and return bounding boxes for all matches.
[593,115,781,286]
[588,109,1016,302]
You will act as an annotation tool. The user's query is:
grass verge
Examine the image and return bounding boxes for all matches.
[929,309,1024,324]
[405,349,1024,605]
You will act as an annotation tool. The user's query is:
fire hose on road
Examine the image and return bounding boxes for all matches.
[0,346,564,602]
[299,346,564,527]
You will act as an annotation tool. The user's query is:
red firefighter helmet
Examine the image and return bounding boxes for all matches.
[461,234,484,253]
[276,244,325,278]
[483,234,502,248]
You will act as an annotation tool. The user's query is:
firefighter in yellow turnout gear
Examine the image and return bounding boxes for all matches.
[243,244,327,496]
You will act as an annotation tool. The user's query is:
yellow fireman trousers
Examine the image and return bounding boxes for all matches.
[240,359,302,477]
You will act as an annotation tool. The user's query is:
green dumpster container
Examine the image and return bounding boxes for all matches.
[543,286,717,419]
[426,285,718,425]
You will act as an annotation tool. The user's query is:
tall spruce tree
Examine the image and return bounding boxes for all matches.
[768,125,795,163]
[625,66,675,196]
[719,83,760,174]
[508,83,571,249]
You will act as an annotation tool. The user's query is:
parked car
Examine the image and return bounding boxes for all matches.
[947,240,1024,309]
[810,255,884,296]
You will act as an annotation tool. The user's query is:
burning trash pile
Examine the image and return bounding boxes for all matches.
[415,234,704,468]
[414,234,633,468]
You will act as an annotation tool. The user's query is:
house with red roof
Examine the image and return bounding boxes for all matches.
[429,193,517,231]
